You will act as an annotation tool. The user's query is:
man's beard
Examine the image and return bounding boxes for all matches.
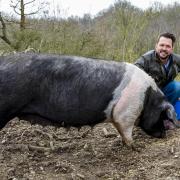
[157,50,170,60]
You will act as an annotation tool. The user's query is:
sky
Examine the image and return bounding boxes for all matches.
[0,0,179,18]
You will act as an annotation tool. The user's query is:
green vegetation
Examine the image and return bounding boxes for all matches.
[0,0,180,63]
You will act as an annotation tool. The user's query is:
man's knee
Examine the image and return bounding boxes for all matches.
[172,81,180,94]
[164,81,180,94]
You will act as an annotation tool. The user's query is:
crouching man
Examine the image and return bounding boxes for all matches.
[135,32,180,129]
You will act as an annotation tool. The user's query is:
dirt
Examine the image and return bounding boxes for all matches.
[0,117,180,180]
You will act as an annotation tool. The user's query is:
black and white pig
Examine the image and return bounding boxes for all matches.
[0,53,178,146]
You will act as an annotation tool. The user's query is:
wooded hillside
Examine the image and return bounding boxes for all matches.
[0,0,180,63]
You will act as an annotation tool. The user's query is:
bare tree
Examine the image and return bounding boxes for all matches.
[0,0,47,50]
[0,12,15,48]
[10,0,47,30]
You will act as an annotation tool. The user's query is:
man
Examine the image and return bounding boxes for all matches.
[135,32,180,128]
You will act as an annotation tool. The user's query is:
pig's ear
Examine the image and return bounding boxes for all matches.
[162,102,176,120]
[166,108,176,120]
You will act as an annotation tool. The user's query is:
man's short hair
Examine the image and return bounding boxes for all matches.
[157,32,176,46]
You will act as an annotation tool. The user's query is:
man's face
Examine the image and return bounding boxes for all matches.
[155,36,173,62]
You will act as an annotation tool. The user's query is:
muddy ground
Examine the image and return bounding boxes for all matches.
[0,117,180,180]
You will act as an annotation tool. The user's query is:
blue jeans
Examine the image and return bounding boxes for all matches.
[162,81,180,119]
